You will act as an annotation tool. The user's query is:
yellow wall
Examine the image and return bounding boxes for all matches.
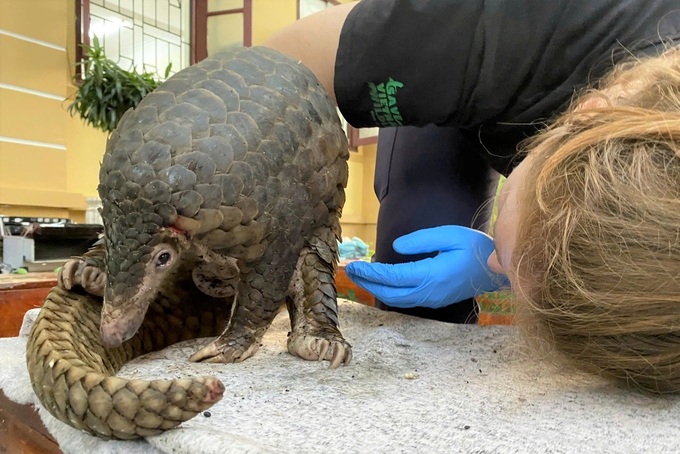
[342,145,378,246]
[0,0,377,246]
[252,0,298,46]
[0,0,107,223]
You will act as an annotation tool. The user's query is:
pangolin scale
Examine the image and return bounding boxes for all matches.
[26,45,351,440]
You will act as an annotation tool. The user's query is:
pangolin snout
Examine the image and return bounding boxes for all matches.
[100,316,142,347]
[100,296,149,347]
[100,322,129,347]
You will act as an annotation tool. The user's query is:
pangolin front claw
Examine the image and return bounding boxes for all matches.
[57,258,78,290]
[58,257,106,296]
[189,338,260,364]
[287,333,353,368]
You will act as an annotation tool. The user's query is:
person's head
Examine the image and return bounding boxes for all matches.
[488,46,680,393]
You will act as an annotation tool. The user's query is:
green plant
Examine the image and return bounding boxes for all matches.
[68,36,171,133]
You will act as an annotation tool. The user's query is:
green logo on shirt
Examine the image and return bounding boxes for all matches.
[368,78,404,127]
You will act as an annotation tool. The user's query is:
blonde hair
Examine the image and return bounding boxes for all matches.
[513,46,680,393]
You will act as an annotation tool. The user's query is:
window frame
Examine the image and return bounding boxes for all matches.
[191,0,253,64]
[75,0,91,79]
[296,0,340,19]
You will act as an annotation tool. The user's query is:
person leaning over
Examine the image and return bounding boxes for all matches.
[264,0,680,392]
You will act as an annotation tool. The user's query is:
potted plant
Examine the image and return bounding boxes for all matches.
[68,36,171,133]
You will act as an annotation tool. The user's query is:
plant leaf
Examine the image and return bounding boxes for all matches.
[68,38,164,133]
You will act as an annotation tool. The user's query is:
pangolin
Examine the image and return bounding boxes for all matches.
[25,45,352,440]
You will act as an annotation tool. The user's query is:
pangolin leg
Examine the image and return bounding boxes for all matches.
[189,269,281,364]
[58,238,107,297]
[286,231,353,368]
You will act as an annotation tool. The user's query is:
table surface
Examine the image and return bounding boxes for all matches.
[0,272,58,290]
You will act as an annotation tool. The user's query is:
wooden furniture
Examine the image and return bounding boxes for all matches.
[0,390,62,454]
[0,273,62,452]
[0,272,57,338]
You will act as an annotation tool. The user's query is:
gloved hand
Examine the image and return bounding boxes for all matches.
[344,225,507,309]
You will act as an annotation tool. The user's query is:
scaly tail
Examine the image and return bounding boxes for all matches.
[26,285,229,439]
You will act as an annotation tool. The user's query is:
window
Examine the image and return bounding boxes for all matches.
[75,0,191,78]
[191,0,252,64]
[298,0,338,18]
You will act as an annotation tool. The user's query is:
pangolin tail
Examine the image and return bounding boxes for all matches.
[26,286,225,440]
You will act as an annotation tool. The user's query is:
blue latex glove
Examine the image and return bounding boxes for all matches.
[344,226,507,309]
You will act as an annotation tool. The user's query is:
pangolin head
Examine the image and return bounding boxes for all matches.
[97,176,188,348]
[96,93,210,345]
[98,124,195,346]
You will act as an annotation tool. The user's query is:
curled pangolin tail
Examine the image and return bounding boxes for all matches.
[26,286,225,440]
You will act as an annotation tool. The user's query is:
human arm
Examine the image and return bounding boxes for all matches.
[263,2,357,104]
[265,0,670,139]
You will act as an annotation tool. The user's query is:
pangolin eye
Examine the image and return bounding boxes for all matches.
[156,252,172,267]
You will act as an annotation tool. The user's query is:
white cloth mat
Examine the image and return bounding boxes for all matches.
[1,300,679,454]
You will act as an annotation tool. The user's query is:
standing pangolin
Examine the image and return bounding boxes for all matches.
[25,46,352,440]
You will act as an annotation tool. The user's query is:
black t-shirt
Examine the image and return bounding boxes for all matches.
[335,0,680,174]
